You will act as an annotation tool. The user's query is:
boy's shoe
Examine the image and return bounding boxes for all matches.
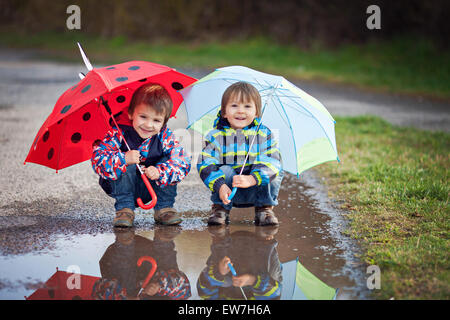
[255,225,279,240]
[154,208,182,225]
[207,204,230,225]
[254,206,279,226]
[154,225,181,241]
[113,208,135,228]
[114,228,136,245]
[207,224,229,239]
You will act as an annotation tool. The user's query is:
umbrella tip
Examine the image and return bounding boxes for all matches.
[77,42,93,71]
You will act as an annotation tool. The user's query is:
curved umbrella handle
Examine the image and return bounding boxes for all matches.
[228,187,237,201]
[137,256,158,294]
[137,173,157,210]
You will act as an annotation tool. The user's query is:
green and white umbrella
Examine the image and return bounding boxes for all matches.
[179,66,339,179]
[281,258,338,300]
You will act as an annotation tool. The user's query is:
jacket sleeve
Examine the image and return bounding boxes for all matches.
[250,129,282,186]
[91,128,127,180]
[251,274,281,300]
[197,131,226,193]
[155,127,191,186]
[196,265,227,300]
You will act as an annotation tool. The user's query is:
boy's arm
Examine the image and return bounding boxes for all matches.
[197,265,228,300]
[91,128,127,180]
[154,127,191,186]
[250,130,282,186]
[251,274,281,300]
[197,132,226,193]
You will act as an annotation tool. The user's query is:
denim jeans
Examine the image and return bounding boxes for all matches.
[109,164,177,211]
[211,165,284,210]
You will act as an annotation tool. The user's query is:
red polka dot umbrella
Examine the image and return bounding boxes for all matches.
[24,57,197,209]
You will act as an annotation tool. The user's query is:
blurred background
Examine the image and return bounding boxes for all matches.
[1,0,449,47]
[1,0,449,99]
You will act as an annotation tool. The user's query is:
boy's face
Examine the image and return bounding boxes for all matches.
[128,103,165,139]
[223,94,257,130]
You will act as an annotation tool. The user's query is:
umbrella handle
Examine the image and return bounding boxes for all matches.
[136,173,157,210]
[137,256,157,292]
[228,262,237,276]
[227,187,237,201]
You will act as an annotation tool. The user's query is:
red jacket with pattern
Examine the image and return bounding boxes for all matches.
[91,125,191,187]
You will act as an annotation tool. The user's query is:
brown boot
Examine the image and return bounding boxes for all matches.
[113,208,135,228]
[207,204,230,225]
[254,206,279,226]
[154,207,182,225]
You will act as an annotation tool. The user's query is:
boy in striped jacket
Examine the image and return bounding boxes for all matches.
[92,84,191,227]
[197,82,283,226]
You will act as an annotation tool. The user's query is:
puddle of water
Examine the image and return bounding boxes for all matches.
[0,173,369,300]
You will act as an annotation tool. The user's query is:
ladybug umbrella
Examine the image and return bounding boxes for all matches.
[24,43,197,210]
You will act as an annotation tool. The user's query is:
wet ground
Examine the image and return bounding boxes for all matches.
[0,47,448,300]
[0,171,368,300]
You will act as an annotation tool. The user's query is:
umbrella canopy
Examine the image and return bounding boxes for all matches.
[26,268,100,300]
[180,66,338,176]
[281,258,338,300]
[24,60,197,171]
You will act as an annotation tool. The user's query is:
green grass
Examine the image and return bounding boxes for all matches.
[315,116,450,299]
[1,30,450,100]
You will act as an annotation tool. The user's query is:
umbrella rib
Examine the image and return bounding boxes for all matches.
[186,104,221,130]
[270,94,300,176]
[273,93,337,160]
[272,90,334,121]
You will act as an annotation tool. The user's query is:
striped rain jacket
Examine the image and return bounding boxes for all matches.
[197,113,282,193]
[92,125,191,187]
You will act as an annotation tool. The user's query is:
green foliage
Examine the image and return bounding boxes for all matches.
[1,31,448,99]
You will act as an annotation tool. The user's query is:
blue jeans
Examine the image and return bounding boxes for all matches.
[109,164,177,211]
[211,165,284,211]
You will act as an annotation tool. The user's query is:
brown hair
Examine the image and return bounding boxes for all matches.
[221,82,262,118]
[128,83,173,125]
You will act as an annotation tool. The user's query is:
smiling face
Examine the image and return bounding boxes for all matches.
[223,94,258,130]
[128,103,165,139]
[220,82,262,130]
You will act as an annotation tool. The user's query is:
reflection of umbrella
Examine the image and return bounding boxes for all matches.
[25,268,100,300]
[280,258,338,300]
[24,46,196,209]
[180,66,338,199]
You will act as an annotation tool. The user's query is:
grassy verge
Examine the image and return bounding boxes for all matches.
[1,31,450,100]
[315,116,449,299]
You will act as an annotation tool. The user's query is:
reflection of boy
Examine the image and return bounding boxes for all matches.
[91,84,191,227]
[95,228,191,300]
[197,228,282,300]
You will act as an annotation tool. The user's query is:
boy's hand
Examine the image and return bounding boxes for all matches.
[218,256,232,275]
[125,150,141,165]
[232,274,256,287]
[232,175,257,188]
[219,184,232,205]
[143,282,161,296]
[144,166,160,180]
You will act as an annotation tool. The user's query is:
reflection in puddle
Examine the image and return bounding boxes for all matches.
[1,222,353,300]
[0,173,369,300]
[198,226,283,300]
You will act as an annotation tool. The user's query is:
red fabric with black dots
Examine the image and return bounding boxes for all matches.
[25,61,196,171]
